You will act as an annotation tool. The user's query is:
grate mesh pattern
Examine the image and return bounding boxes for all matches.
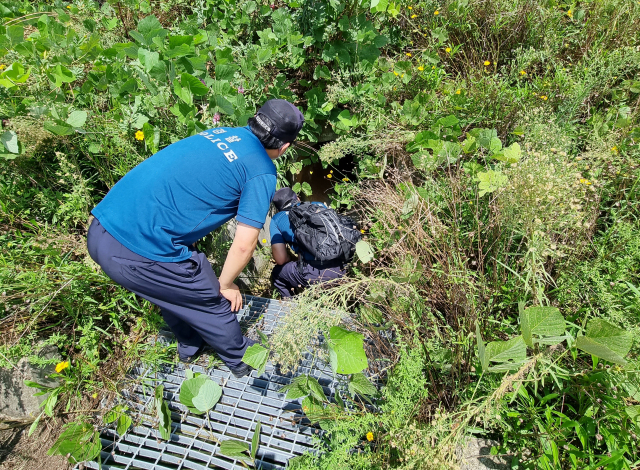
[81,295,340,470]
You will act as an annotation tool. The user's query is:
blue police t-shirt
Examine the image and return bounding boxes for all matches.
[92,126,276,262]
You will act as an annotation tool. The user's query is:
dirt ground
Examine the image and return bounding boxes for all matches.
[0,425,68,470]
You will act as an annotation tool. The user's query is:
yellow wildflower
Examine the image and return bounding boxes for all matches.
[456,89,461,94]
[92,392,98,399]
[398,225,403,230]
[366,432,374,441]
[434,10,439,15]
[611,146,618,153]
[262,238,267,243]
[408,5,413,9]
[418,66,424,71]
[360,229,365,234]
[309,171,313,174]
[484,60,490,66]
[55,361,69,373]
[540,95,548,100]
[0,64,6,70]
[135,130,144,141]
[67,5,71,8]
[520,70,526,75]
[327,174,332,178]
[567,9,573,17]
[406,52,412,57]
[445,47,451,52]
[330,169,333,173]
[393,71,399,76]
[411,14,417,18]
[342,177,349,182]
[401,74,405,78]
[431,65,435,69]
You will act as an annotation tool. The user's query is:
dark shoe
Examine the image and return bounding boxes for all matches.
[228,363,253,378]
[179,344,213,364]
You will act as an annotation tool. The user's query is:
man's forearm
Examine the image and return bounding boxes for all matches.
[219,240,256,288]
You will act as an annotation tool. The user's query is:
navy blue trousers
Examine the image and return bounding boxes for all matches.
[271,260,345,298]
[87,218,250,368]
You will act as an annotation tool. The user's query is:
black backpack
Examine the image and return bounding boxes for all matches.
[288,202,361,264]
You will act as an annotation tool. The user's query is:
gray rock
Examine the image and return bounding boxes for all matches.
[458,438,510,470]
[0,345,60,423]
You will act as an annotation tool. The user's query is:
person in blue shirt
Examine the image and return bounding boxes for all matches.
[87,100,304,377]
[269,188,346,298]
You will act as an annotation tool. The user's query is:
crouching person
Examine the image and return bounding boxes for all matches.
[87,99,304,377]
[269,188,361,298]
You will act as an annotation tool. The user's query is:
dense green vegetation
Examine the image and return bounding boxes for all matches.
[1,0,639,468]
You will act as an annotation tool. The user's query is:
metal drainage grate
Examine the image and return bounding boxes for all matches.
[82,295,341,470]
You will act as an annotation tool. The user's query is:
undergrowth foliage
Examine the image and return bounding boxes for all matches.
[0,0,639,468]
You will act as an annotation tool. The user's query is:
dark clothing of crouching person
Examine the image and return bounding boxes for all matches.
[87,100,304,377]
[269,188,346,298]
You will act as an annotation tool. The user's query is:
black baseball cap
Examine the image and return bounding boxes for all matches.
[255,99,304,143]
[273,188,298,212]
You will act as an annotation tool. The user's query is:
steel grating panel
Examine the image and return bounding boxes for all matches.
[80,295,340,470]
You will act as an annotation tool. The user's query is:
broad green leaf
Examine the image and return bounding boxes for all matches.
[300,182,312,196]
[306,376,327,403]
[138,48,159,73]
[462,135,477,153]
[402,194,419,215]
[48,421,101,463]
[493,142,522,163]
[436,115,459,127]
[257,330,269,347]
[116,414,132,435]
[103,409,119,424]
[476,323,488,371]
[0,62,30,88]
[137,15,163,35]
[475,170,507,197]
[370,0,388,13]
[7,25,24,47]
[576,319,633,365]
[192,379,222,413]
[348,373,377,397]
[476,128,498,148]
[279,375,310,399]
[521,306,566,347]
[327,326,368,375]
[219,439,251,459]
[488,137,502,153]
[215,63,237,81]
[486,335,527,364]
[44,122,75,136]
[155,384,171,440]
[301,396,324,423]
[179,376,208,413]
[251,421,261,460]
[181,73,208,95]
[66,111,87,128]
[626,405,640,421]
[337,109,354,127]
[355,240,374,263]
[48,64,75,88]
[185,369,194,380]
[242,344,268,375]
[1,130,19,153]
